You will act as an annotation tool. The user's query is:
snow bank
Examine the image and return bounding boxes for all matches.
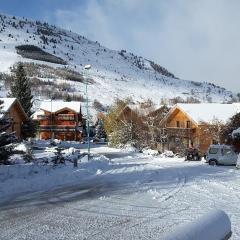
[161,151,175,158]
[163,209,231,240]
[80,155,112,173]
[0,155,112,203]
[120,144,138,153]
[142,149,159,156]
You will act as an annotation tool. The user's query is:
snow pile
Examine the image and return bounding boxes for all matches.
[121,144,138,153]
[13,142,28,153]
[163,209,231,240]
[161,151,175,158]
[142,148,159,156]
[80,155,112,174]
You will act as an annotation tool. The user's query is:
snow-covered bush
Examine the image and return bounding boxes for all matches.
[232,128,240,140]
[142,148,159,156]
[13,142,28,153]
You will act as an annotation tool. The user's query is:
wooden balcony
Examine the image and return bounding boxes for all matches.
[39,125,81,132]
[37,115,76,121]
[166,127,195,138]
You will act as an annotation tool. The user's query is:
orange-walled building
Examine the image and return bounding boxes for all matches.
[33,101,84,141]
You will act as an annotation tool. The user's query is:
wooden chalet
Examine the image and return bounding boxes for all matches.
[159,103,240,155]
[33,101,84,141]
[0,98,28,139]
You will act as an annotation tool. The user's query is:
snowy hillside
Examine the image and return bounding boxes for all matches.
[0,13,234,109]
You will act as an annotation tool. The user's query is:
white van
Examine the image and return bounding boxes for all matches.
[205,145,238,166]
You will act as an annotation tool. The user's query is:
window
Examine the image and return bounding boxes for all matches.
[176,121,180,128]
[186,121,191,128]
[209,148,218,154]
[57,114,75,120]
[222,148,233,156]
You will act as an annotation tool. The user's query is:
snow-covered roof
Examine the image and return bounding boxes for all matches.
[0,98,17,118]
[176,103,240,124]
[0,97,16,111]
[40,100,82,113]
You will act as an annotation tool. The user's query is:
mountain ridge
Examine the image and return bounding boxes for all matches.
[0,13,235,110]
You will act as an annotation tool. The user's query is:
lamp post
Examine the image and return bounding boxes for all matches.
[84,64,91,160]
[50,97,54,140]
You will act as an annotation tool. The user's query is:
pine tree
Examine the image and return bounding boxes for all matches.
[0,100,16,164]
[95,119,106,141]
[10,62,33,116]
[64,94,72,102]
[9,62,36,139]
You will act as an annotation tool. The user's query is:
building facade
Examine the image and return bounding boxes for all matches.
[34,101,84,141]
[159,103,240,155]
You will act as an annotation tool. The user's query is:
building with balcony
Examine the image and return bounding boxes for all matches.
[159,103,240,155]
[33,100,84,141]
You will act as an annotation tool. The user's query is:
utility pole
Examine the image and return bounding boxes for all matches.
[84,65,91,160]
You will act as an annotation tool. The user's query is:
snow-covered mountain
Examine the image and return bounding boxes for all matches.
[0,13,234,109]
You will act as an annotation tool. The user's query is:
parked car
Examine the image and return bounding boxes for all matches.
[185,147,201,161]
[205,145,238,166]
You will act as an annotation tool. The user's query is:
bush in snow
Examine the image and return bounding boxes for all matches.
[104,99,148,150]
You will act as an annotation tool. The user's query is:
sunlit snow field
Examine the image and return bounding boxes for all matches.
[0,144,240,239]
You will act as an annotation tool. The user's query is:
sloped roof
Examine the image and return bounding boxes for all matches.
[0,98,28,120]
[40,100,82,113]
[0,98,16,112]
[174,103,240,124]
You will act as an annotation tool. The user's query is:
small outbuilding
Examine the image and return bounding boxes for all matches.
[0,98,28,139]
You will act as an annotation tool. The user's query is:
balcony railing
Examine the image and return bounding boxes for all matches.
[57,114,75,120]
[37,114,76,121]
[166,127,195,138]
[39,125,82,132]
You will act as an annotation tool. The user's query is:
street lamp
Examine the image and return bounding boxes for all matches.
[84,64,91,160]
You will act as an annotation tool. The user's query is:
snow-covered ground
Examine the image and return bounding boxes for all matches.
[0,144,240,239]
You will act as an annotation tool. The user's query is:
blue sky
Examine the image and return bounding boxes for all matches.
[0,0,239,92]
[0,0,82,20]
